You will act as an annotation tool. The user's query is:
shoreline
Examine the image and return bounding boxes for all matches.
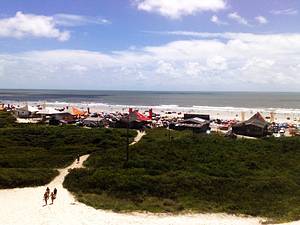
[2,100,300,123]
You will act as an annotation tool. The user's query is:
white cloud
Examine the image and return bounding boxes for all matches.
[270,8,298,15]
[228,12,249,26]
[255,16,268,24]
[1,33,300,91]
[210,15,227,25]
[53,14,110,27]
[0,11,70,41]
[134,0,226,19]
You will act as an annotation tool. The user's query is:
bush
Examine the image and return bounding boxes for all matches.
[64,128,300,222]
[0,119,135,188]
[0,168,58,188]
[0,111,16,128]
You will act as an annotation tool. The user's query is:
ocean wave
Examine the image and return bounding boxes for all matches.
[3,100,300,116]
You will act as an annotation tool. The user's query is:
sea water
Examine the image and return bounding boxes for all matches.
[1,89,300,122]
[0,89,300,108]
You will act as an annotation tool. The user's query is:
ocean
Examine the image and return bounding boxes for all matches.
[0,89,300,109]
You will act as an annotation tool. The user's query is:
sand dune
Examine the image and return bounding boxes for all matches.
[0,131,295,225]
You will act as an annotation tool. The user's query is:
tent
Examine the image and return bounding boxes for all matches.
[129,110,151,122]
[232,112,269,137]
[68,107,87,117]
[115,108,152,129]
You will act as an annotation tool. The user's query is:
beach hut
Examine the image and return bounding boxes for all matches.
[170,117,210,133]
[14,104,38,118]
[83,117,104,127]
[37,108,74,123]
[184,113,210,121]
[232,112,269,137]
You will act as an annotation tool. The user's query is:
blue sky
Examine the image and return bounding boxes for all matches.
[0,0,300,91]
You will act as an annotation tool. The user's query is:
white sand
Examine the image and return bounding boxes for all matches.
[130,130,146,145]
[8,100,300,123]
[0,131,296,225]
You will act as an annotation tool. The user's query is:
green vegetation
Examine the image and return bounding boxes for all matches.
[0,168,58,188]
[64,128,300,222]
[0,111,135,188]
[0,111,16,128]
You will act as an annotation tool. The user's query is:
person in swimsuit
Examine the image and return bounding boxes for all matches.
[44,191,49,205]
[50,191,56,204]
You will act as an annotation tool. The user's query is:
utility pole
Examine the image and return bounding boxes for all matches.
[126,114,129,163]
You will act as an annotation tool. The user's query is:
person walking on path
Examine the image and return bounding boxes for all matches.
[43,191,49,206]
[53,188,57,196]
[77,154,80,164]
[46,187,50,195]
[50,191,56,204]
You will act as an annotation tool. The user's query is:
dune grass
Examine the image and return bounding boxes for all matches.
[64,128,300,223]
[0,111,135,188]
[0,111,16,128]
[0,168,59,188]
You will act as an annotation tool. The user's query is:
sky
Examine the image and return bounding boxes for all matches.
[0,0,300,91]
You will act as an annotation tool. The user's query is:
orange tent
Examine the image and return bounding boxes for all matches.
[69,107,87,117]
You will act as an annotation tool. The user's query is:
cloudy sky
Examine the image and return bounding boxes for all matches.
[0,0,300,91]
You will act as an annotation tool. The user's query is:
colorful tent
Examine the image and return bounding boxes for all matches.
[68,107,86,117]
[128,108,152,122]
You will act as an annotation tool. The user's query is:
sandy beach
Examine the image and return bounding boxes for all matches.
[0,131,298,225]
[5,100,300,124]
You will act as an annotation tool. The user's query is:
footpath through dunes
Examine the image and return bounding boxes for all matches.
[0,130,295,225]
[130,130,146,146]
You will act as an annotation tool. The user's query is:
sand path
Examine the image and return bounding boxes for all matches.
[130,130,146,146]
[0,131,294,225]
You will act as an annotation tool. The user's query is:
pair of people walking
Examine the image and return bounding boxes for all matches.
[44,187,57,205]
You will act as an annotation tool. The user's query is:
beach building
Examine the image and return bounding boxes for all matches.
[14,104,38,118]
[184,113,210,121]
[83,117,104,127]
[232,112,269,137]
[170,117,210,133]
[37,108,74,123]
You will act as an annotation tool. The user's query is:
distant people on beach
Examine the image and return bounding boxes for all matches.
[50,191,56,204]
[77,154,80,164]
[43,187,57,206]
[44,187,50,205]
[46,187,50,194]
